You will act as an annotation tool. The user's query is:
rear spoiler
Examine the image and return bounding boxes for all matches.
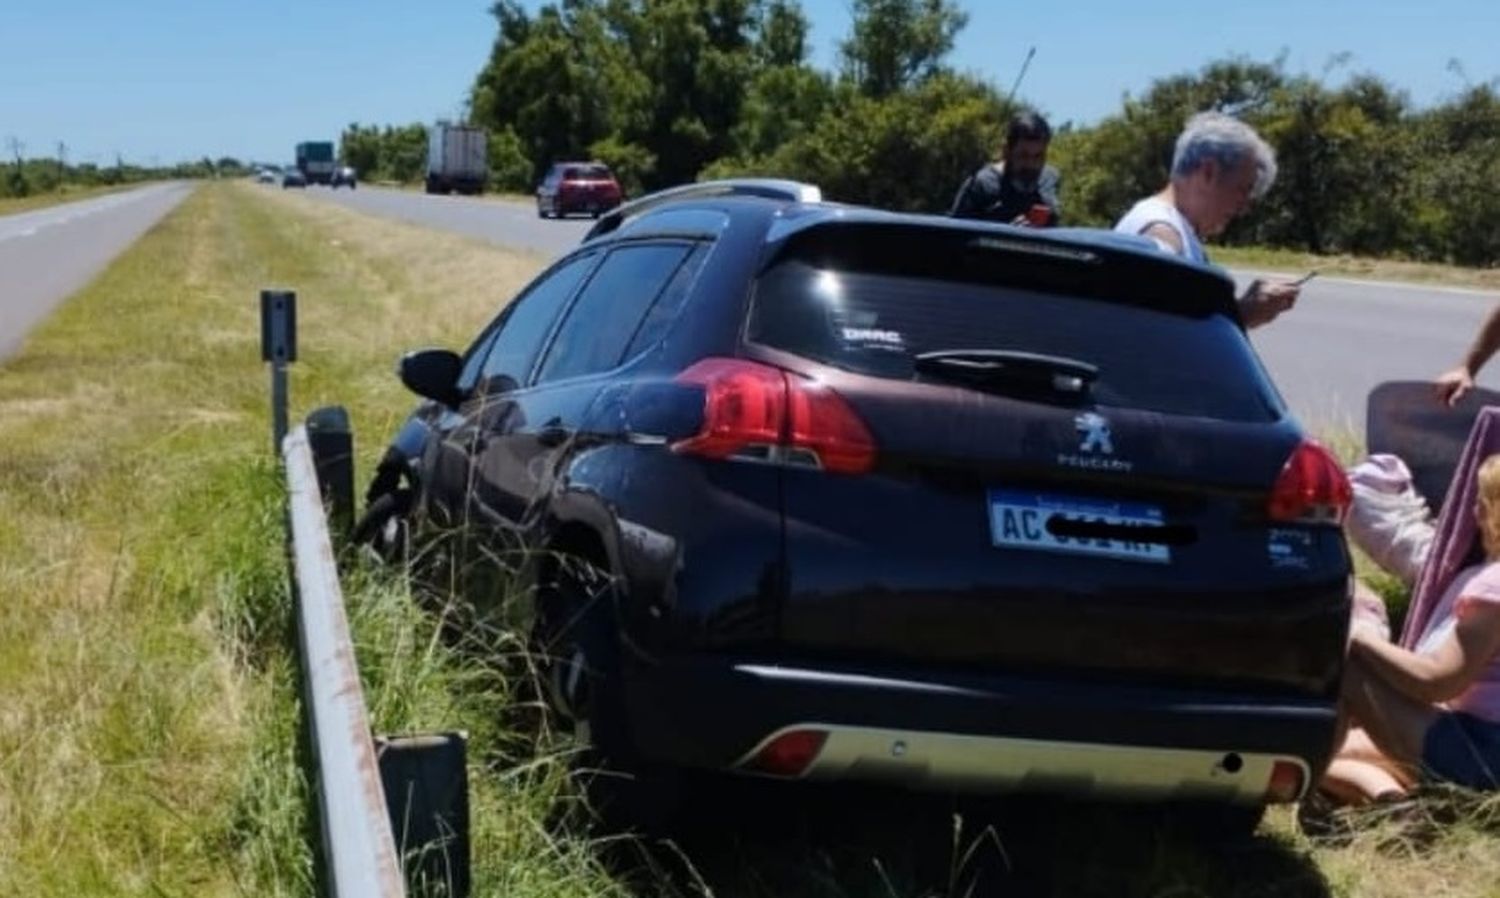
[584,179,822,243]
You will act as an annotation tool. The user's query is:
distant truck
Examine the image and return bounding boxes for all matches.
[295,141,336,186]
[425,123,487,195]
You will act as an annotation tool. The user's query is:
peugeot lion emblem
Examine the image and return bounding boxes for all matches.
[1074,412,1114,455]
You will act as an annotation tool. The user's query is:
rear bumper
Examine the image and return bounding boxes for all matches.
[623,657,1336,803]
[558,195,621,213]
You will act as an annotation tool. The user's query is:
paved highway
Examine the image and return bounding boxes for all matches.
[0,183,195,361]
[302,185,1500,432]
[301,182,590,256]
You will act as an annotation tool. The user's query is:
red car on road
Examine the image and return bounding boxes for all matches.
[537,161,624,219]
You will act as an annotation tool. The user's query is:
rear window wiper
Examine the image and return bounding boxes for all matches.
[913,349,1099,400]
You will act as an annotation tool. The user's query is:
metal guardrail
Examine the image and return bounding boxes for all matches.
[284,425,406,898]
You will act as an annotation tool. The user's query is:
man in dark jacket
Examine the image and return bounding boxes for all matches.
[949,111,1061,227]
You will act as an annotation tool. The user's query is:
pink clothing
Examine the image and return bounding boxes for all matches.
[1402,407,1500,648]
[1414,562,1500,723]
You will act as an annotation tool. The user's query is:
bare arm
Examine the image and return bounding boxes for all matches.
[1437,304,1500,406]
[1461,305,1500,376]
[1352,601,1500,704]
[1140,222,1184,255]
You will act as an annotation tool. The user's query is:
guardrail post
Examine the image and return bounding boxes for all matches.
[305,406,355,540]
[377,732,473,898]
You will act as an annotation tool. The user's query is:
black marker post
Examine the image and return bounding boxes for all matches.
[261,289,297,457]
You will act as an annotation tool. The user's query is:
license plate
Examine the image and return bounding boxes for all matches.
[988,489,1170,564]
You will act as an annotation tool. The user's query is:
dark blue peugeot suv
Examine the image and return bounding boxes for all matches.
[357,180,1353,831]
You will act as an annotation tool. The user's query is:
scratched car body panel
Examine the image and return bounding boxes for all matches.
[361,184,1352,818]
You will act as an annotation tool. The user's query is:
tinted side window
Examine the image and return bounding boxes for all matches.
[622,244,708,360]
[478,254,593,392]
[535,244,692,384]
[456,327,500,394]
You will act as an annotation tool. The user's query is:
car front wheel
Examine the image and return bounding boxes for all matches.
[532,551,682,831]
[351,488,412,564]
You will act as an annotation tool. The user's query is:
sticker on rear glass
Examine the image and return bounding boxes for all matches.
[840,326,905,350]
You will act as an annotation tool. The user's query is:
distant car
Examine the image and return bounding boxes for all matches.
[256,168,277,184]
[282,168,307,189]
[536,161,623,219]
[331,166,358,189]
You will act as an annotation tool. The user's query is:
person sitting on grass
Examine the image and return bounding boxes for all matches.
[1317,452,1500,806]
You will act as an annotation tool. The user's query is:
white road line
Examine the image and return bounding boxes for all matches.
[0,188,156,244]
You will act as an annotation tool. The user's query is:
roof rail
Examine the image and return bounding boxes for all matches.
[583,178,822,242]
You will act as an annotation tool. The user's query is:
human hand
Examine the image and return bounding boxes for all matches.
[1239,279,1301,328]
[1435,365,1475,407]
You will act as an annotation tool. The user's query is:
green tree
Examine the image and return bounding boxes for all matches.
[839,0,968,99]
[339,124,383,177]
[715,73,1006,212]
[488,126,535,191]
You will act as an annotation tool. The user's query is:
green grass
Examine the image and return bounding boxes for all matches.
[5,180,1499,896]
[0,182,144,216]
[1215,244,1500,292]
[0,181,612,895]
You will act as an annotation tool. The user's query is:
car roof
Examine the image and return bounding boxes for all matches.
[578,180,1238,323]
[586,180,1227,277]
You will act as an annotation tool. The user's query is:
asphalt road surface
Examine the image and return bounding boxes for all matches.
[0,182,194,362]
[294,182,591,256]
[299,184,1500,431]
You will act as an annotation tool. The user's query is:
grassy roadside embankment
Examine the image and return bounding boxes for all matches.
[1215,245,1500,293]
[4,179,1499,896]
[0,180,622,895]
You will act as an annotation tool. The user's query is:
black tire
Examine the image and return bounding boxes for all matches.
[351,489,413,563]
[533,552,681,831]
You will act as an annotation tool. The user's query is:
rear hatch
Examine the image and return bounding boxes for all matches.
[738,223,1350,696]
[562,165,621,206]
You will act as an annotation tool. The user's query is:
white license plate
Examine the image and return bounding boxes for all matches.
[988,489,1170,564]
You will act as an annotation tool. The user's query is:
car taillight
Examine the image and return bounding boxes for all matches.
[742,728,828,777]
[672,358,876,474]
[1268,439,1351,525]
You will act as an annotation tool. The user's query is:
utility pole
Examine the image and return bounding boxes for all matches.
[56,141,66,192]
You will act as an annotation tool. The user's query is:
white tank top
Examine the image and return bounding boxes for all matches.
[1113,196,1207,264]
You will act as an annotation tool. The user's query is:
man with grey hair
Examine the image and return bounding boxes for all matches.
[1114,111,1301,329]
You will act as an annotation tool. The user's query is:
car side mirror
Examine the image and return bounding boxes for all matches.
[398,348,464,406]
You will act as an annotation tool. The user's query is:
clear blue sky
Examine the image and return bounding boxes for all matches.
[1,0,1495,167]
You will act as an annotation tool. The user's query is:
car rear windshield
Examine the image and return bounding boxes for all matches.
[564,165,612,180]
[747,254,1282,423]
